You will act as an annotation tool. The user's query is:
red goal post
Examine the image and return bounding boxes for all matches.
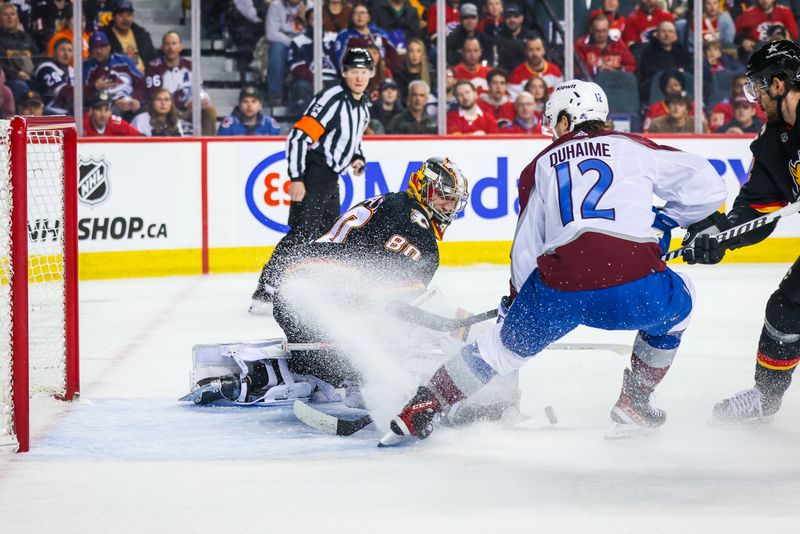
[0,116,79,453]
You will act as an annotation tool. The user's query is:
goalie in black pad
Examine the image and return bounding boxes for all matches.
[183,157,472,409]
[271,156,469,394]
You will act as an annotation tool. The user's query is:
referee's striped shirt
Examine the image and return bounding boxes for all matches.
[286,84,371,180]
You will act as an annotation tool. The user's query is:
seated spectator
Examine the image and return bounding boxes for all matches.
[0,3,39,104]
[575,12,636,78]
[30,0,72,51]
[646,93,707,133]
[447,4,494,66]
[508,35,563,98]
[478,0,505,38]
[267,0,307,105]
[503,91,542,133]
[131,87,191,136]
[18,90,44,116]
[83,90,141,136]
[288,8,339,116]
[370,0,423,52]
[100,0,156,75]
[83,31,146,119]
[479,69,514,126]
[452,36,491,92]
[588,0,626,42]
[146,31,217,136]
[335,3,400,74]
[426,0,460,38]
[0,66,15,118]
[323,0,352,33]
[735,0,798,58]
[622,0,674,47]
[388,79,437,134]
[370,79,403,131]
[426,67,457,118]
[365,43,392,101]
[686,0,735,51]
[523,74,548,119]
[447,80,498,134]
[33,37,74,115]
[709,72,767,130]
[393,37,431,101]
[638,20,692,104]
[704,39,744,76]
[643,69,693,130]
[495,3,528,73]
[720,96,763,133]
[47,7,89,60]
[217,86,281,136]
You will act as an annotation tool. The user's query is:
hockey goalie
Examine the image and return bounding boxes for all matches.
[181,157,495,415]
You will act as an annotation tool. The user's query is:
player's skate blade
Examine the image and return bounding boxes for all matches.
[178,383,225,405]
[248,298,273,316]
[377,420,415,447]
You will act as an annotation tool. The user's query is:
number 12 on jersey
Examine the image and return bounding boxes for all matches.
[554,158,616,226]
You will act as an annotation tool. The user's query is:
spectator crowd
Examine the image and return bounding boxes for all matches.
[5,0,799,136]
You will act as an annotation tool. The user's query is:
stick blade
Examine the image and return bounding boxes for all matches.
[293,400,373,436]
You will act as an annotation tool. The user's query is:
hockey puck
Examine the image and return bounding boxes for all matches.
[544,405,558,425]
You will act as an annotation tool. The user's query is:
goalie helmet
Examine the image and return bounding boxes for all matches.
[542,80,609,138]
[407,157,469,239]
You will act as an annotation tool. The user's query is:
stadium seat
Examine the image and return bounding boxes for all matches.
[595,71,640,115]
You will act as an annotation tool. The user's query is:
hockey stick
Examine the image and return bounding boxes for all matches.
[293,400,373,436]
[285,340,630,355]
[386,301,498,331]
[662,200,800,262]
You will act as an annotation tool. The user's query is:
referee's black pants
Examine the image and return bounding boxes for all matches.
[254,152,341,298]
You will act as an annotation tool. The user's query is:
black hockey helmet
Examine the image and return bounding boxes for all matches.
[407,157,469,239]
[744,40,800,102]
[342,47,374,72]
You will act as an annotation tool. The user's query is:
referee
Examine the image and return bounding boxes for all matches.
[250,47,374,314]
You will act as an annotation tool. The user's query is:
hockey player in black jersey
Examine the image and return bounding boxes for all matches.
[271,156,468,391]
[190,157,469,406]
[683,40,800,422]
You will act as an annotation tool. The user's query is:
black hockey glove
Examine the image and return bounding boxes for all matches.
[682,212,731,265]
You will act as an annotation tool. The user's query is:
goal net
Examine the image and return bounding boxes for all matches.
[0,116,79,453]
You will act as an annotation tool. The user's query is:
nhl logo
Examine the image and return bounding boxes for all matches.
[78,157,110,205]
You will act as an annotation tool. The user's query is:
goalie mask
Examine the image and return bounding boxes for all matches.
[407,157,469,239]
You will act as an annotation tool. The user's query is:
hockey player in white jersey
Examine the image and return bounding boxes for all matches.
[380,80,728,445]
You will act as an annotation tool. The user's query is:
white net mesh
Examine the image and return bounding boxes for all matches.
[0,121,68,450]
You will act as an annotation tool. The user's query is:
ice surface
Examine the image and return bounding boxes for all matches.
[1,265,799,533]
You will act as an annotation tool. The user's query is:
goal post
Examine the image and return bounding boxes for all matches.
[0,116,79,453]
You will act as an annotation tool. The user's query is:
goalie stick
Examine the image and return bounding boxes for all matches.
[386,301,498,331]
[662,200,800,262]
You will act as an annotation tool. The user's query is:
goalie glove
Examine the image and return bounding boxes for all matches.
[682,212,731,265]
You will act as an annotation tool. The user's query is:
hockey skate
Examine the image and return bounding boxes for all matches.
[711,387,780,424]
[379,386,442,447]
[179,375,241,405]
[606,369,667,440]
[248,295,273,316]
